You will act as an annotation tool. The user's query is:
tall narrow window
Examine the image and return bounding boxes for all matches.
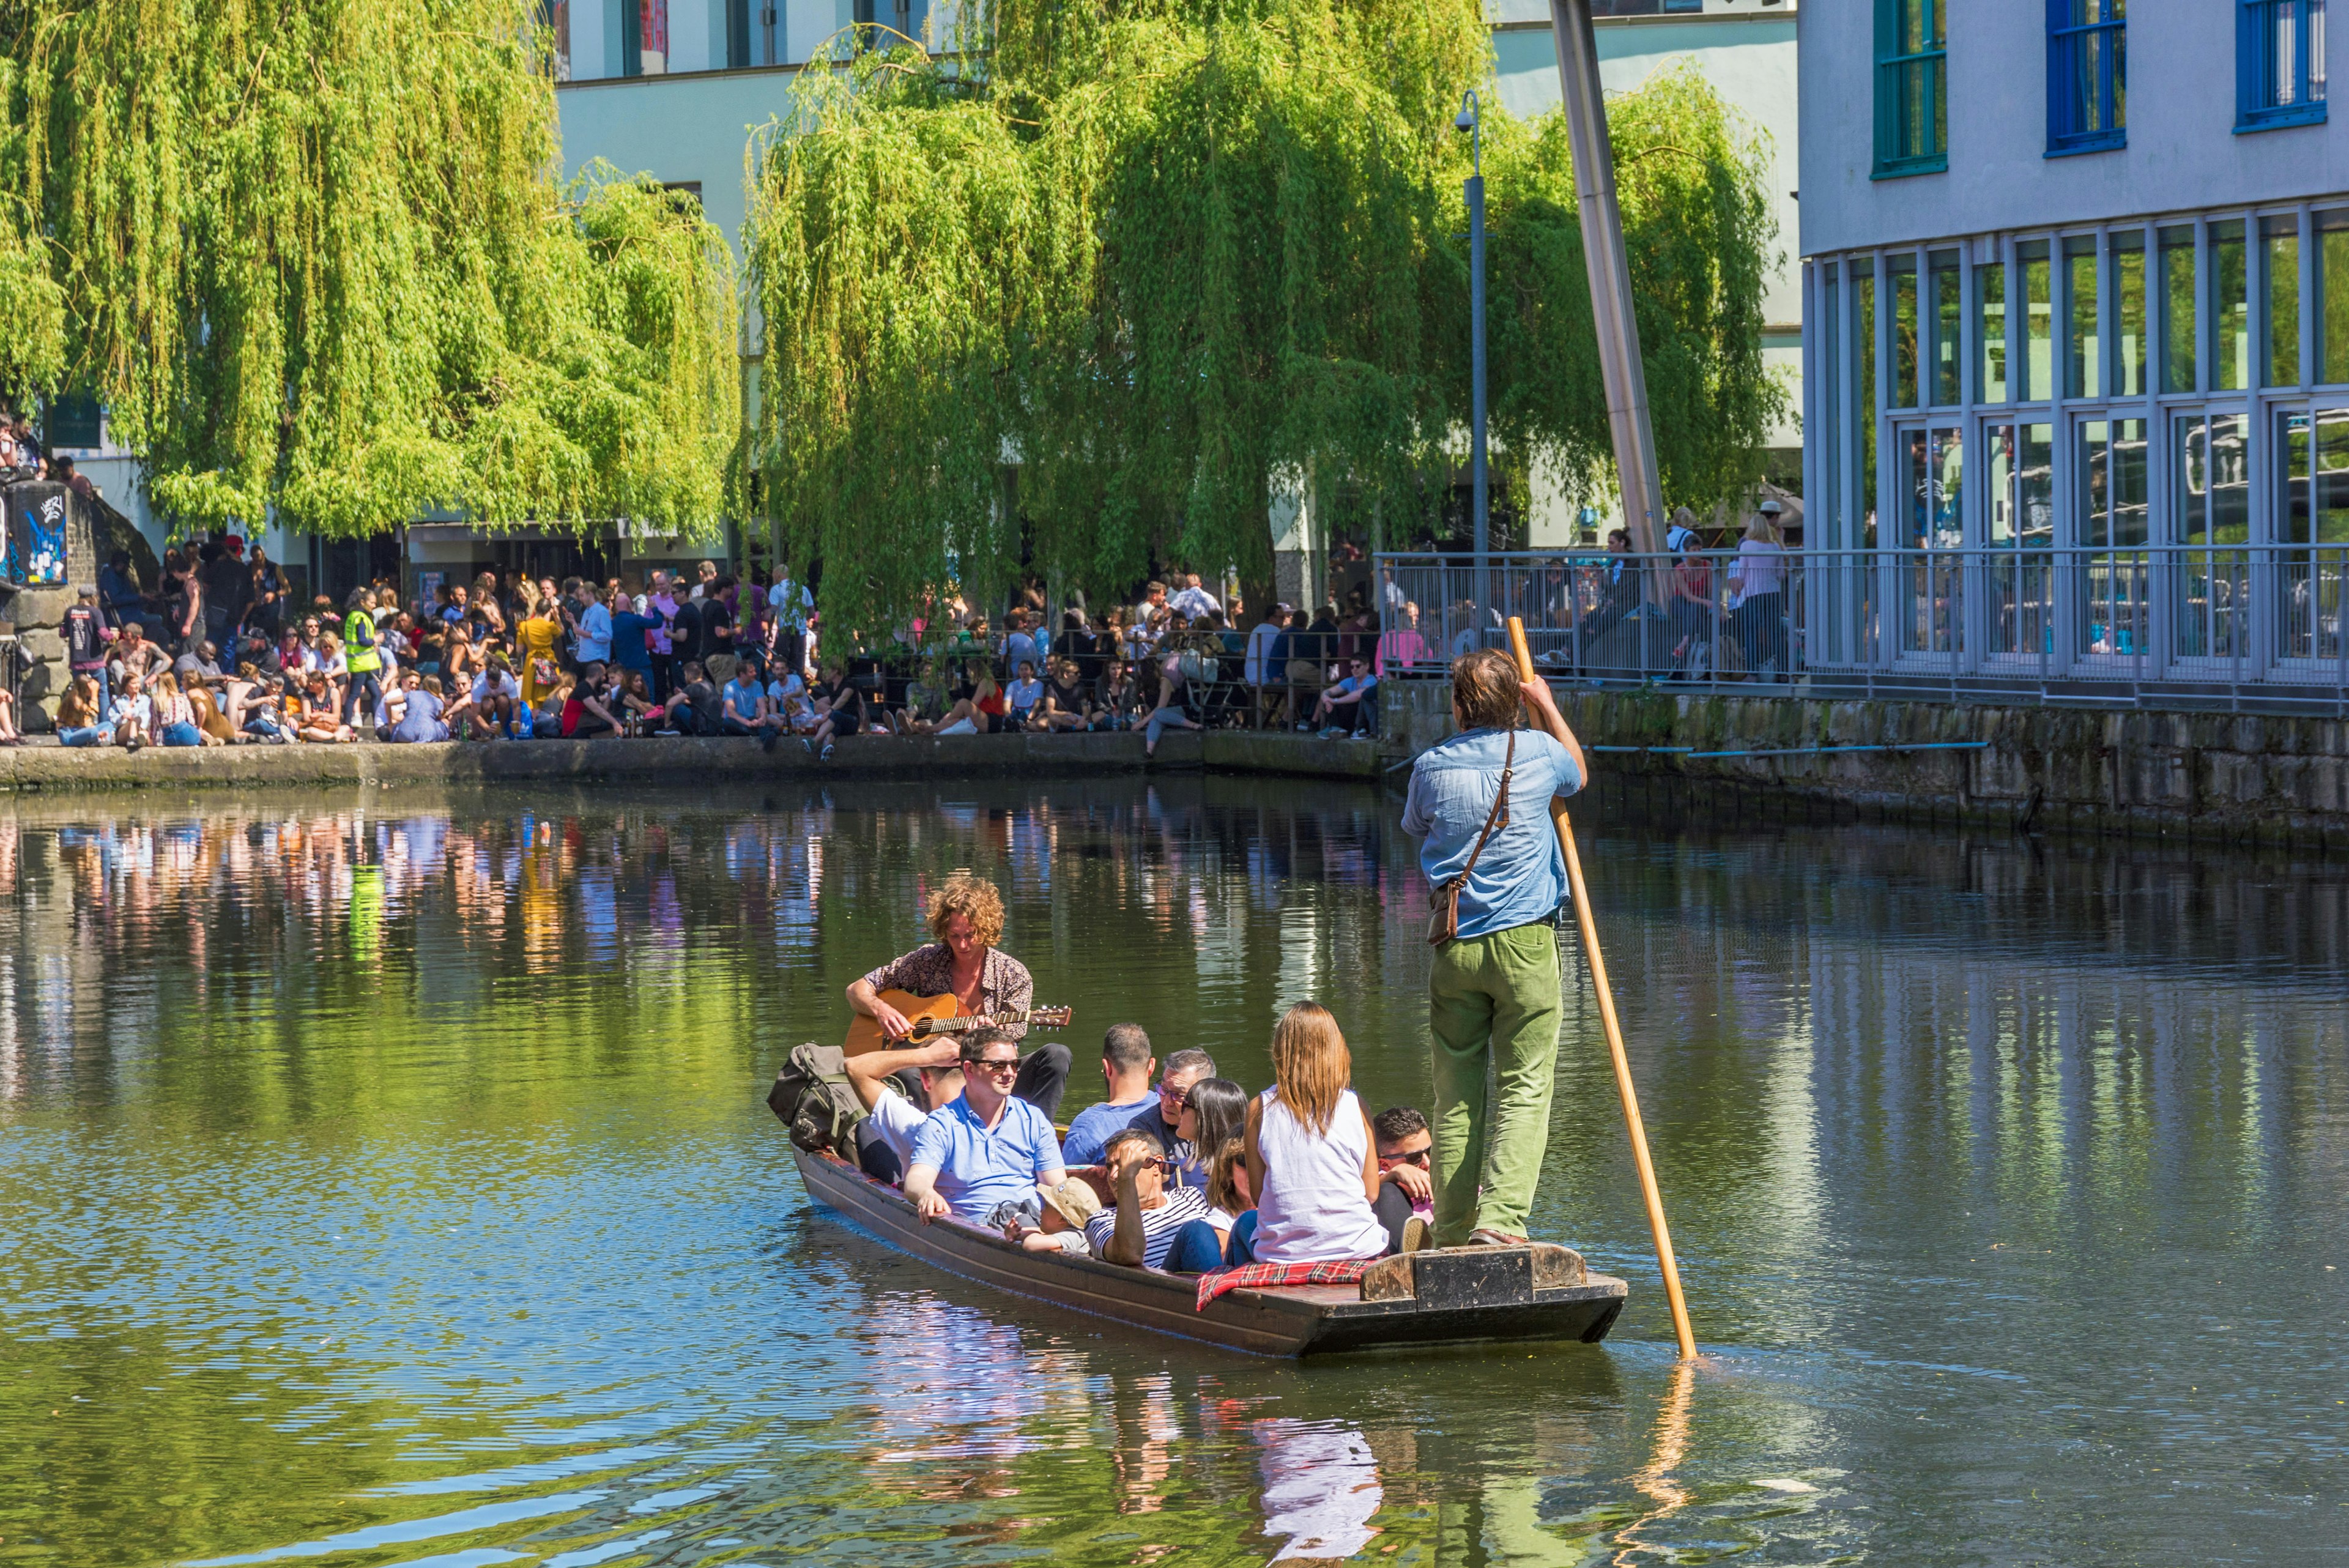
[2049,0,2126,154]
[2213,219,2251,390]
[2319,208,2349,381]
[1824,266,1845,551]
[1931,250,1963,404]
[2112,229,2147,395]
[1876,0,1950,176]
[2172,414,2250,660]
[2266,214,2304,386]
[2159,225,2197,392]
[1891,253,1921,408]
[727,0,752,66]
[2078,418,2150,658]
[1978,251,2010,403]
[2020,240,2054,400]
[2238,0,2329,130]
[2066,236,2101,399]
[1857,262,1879,548]
[2277,407,2349,661]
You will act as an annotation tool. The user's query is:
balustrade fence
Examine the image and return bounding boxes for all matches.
[1372,546,2349,713]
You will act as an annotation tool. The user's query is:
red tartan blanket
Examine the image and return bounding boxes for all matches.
[1195,1258,1371,1312]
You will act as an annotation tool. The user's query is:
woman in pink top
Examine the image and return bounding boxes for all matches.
[1374,601,1432,677]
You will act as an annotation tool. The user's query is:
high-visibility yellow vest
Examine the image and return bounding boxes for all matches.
[345,611,382,673]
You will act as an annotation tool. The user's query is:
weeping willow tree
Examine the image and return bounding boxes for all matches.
[0,0,740,540]
[749,0,1784,636]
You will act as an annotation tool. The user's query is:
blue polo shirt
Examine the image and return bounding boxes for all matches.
[908,1094,1064,1219]
[1401,726,1584,939]
[1059,1094,1154,1167]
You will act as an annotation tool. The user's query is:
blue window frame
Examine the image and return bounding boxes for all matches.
[1876,0,1949,177]
[2048,0,2126,155]
[2238,0,2328,130]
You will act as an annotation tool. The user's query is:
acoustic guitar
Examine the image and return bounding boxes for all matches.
[843,989,1075,1057]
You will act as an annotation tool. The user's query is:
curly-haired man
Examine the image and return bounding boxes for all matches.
[845,874,1071,1117]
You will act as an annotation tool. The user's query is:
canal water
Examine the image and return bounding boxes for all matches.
[1,778,2345,1567]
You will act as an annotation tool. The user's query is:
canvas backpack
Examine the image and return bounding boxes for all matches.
[766,1042,866,1156]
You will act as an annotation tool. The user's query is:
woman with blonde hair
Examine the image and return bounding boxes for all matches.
[152,671,207,747]
[1241,1002,1415,1263]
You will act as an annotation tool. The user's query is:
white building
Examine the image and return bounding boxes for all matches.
[1800,0,2349,699]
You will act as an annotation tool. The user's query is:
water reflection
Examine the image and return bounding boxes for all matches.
[0,780,2345,1567]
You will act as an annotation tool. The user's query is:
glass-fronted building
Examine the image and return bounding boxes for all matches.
[1800,0,2349,701]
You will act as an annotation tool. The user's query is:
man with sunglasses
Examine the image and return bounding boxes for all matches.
[1372,1105,1435,1239]
[905,1031,1067,1223]
[1123,1047,1216,1185]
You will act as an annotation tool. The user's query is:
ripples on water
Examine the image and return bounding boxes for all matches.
[1,778,2345,1567]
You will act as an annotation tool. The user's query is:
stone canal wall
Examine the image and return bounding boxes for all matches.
[1386,680,2349,844]
[0,727,1383,795]
[10,682,2348,844]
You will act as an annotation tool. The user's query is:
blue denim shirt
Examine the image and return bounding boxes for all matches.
[1401,727,1583,939]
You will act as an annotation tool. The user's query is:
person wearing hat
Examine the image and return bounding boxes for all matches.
[1731,498,1791,680]
[61,585,116,714]
[1010,1175,1102,1256]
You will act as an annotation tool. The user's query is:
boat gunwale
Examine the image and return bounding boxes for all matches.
[790,1145,1629,1358]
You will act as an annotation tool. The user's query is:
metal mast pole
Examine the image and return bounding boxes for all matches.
[1549,0,1668,566]
[1461,92,1491,634]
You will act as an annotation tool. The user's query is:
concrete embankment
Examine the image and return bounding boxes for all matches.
[13,686,2348,844]
[0,728,1381,795]
[1386,682,2349,845]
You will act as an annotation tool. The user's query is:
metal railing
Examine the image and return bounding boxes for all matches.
[1373,544,2349,715]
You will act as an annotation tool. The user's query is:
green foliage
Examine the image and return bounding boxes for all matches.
[0,1,740,540]
[749,0,1785,637]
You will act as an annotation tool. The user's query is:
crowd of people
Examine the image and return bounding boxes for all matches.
[54,543,827,751]
[836,879,1435,1277]
[48,549,1396,753]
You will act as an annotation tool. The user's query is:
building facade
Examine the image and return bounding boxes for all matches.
[1800,0,2349,700]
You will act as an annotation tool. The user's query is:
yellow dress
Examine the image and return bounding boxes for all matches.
[516,615,562,706]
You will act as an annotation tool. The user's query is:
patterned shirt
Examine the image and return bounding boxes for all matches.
[859,943,1034,1041]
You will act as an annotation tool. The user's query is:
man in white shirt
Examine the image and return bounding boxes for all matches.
[1168,573,1219,621]
[845,1039,966,1184]
[470,657,522,739]
[1245,603,1289,686]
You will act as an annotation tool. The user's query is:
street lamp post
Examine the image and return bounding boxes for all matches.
[1456,91,1489,636]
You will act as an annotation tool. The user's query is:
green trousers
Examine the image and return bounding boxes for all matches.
[1427,919,1562,1246]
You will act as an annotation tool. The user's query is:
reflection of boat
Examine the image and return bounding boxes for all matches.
[794,1147,1629,1358]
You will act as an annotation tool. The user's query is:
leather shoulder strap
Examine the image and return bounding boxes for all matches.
[1455,727,1516,888]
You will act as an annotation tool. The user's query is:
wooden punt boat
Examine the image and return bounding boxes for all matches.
[794,1146,1630,1358]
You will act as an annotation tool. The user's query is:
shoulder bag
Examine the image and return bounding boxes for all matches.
[1426,727,1514,947]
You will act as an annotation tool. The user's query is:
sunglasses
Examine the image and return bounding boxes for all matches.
[1380,1147,1433,1169]
[970,1057,1022,1078]
[1156,1083,1191,1108]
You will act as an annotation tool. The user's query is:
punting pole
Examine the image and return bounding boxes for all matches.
[1508,616,1698,1361]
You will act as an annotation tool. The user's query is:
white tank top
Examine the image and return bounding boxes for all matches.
[1253,1087,1388,1263]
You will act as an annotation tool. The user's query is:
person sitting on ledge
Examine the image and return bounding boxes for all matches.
[904,1033,1067,1223]
[1086,1128,1210,1269]
[1313,656,1378,737]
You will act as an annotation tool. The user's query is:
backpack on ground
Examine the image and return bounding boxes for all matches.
[766,1042,865,1156]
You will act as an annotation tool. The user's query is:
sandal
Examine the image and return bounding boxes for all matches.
[1468,1227,1531,1248]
